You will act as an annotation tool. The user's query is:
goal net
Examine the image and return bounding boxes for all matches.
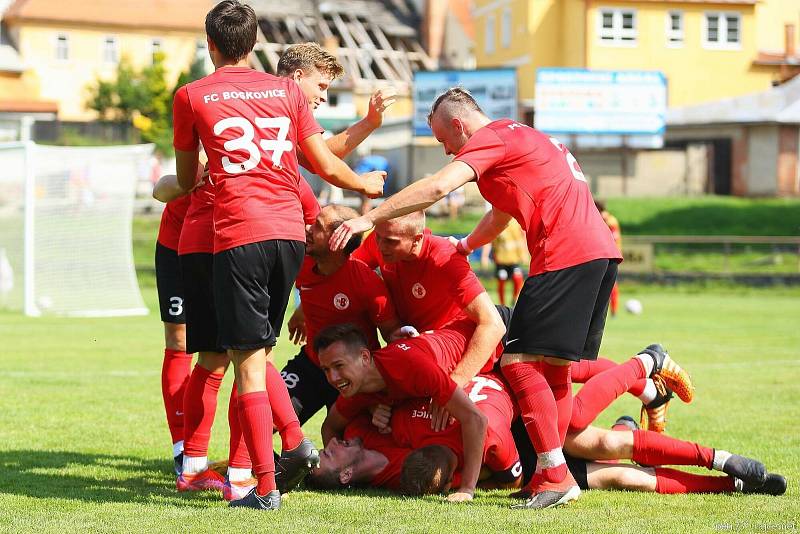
[0,142,150,317]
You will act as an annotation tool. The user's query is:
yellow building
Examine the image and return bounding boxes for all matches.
[473,0,800,109]
[1,0,212,121]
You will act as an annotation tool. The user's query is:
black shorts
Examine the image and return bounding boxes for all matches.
[495,264,522,280]
[213,239,304,350]
[180,252,224,354]
[280,346,339,425]
[510,417,589,490]
[505,259,618,361]
[155,242,185,324]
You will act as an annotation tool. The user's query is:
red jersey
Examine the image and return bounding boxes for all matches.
[177,174,319,256]
[420,317,502,374]
[173,68,323,253]
[157,196,191,251]
[352,229,485,330]
[389,373,519,476]
[455,120,622,275]
[178,180,214,255]
[296,256,397,367]
[334,337,458,420]
[344,415,409,490]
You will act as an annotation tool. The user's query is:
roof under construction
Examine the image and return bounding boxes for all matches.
[248,0,435,92]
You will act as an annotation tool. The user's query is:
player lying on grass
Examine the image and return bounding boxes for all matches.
[315,323,488,501]
[306,373,521,493]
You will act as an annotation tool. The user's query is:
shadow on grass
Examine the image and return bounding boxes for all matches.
[0,449,219,507]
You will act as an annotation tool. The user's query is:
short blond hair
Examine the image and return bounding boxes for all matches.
[277,42,345,79]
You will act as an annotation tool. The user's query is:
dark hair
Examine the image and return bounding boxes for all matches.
[427,87,484,126]
[305,466,344,490]
[205,0,258,61]
[313,323,369,355]
[399,445,454,496]
[277,42,345,79]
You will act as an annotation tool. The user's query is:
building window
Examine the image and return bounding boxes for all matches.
[501,7,512,49]
[55,33,69,60]
[151,38,162,63]
[485,14,496,54]
[598,8,637,46]
[666,11,684,46]
[103,36,119,63]
[704,12,741,48]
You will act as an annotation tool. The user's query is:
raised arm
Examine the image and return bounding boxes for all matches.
[329,161,476,251]
[299,133,385,197]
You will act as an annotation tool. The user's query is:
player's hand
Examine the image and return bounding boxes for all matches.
[360,170,386,198]
[370,403,393,433]
[390,325,419,340]
[448,236,472,256]
[429,401,453,432]
[287,308,306,345]
[446,490,474,503]
[330,216,374,251]
[366,87,398,128]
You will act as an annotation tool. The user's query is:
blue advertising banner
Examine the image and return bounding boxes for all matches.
[413,69,518,136]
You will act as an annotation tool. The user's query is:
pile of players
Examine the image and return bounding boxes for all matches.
[153,0,786,511]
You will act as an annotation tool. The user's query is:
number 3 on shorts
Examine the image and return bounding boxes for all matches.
[214,116,293,173]
[549,137,586,182]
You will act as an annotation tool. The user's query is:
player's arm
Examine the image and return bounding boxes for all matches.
[325,88,397,158]
[299,133,385,197]
[450,293,505,388]
[321,404,349,445]
[377,318,403,344]
[330,161,475,251]
[444,388,488,501]
[153,163,206,203]
[175,148,201,192]
[454,207,513,255]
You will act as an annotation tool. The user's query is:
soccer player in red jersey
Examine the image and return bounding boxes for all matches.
[329,88,630,508]
[154,194,193,474]
[315,324,487,502]
[280,204,401,427]
[171,1,385,511]
[351,210,506,389]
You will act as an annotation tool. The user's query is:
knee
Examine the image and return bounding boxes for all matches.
[164,324,186,351]
[597,432,623,459]
[613,468,652,492]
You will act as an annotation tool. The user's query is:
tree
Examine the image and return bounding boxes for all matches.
[86,52,207,155]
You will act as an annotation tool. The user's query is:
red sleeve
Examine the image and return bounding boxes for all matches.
[333,394,374,421]
[355,261,397,326]
[381,345,458,407]
[351,231,381,269]
[441,246,485,308]
[299,177,320,225]
[291,82,324,142]
[454,127,506,180]
[172,85,199,152]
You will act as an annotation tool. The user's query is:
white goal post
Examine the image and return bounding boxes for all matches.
[0,141,150,317]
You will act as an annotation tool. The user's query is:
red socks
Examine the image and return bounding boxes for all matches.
[238,391,276,494]
[570,358,618,383]
[502,361,566,483]
[265,362,304,451]
[569,358,646,433]
[633,430,715,469]
[182,365,224,457]
[227,385,252,469]
[497,278,506,306]
[541,362,573,444]
[655,467,735,494]
[161,349,192,445]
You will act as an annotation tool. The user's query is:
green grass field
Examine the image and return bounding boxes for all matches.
[1,277,799,532]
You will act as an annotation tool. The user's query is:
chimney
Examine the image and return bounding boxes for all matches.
[786,24,796,57]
